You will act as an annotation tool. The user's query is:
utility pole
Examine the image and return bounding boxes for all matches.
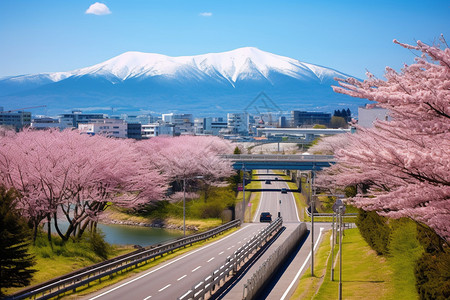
[331,211,335,281]
[242,163,246,222]
[310,171,314,277]
[339,206,343,300]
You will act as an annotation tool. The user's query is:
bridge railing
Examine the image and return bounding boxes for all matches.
[178,217,283,300]
[8,219,241,300]
[222,154,335,162]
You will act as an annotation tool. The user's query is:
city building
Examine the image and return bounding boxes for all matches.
[78,119,127,138]
[358,105,391,128]
[291,111,331,127]
[162,113,194,134]
[121,114,154,125]
[227,113,249,135]
[30,117,61,130]
[0,107,31,130]
[59,110,105,129]
[141,122,176,138]
[127,123,142,139]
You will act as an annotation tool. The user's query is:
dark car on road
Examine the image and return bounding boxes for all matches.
[260,212,272,222]
[265,180,271,184]
[281,188,287,194]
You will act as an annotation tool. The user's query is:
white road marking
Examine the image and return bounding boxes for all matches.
[177,275,187,281]
[158,284,171,292]
[207,257,215,262]
[143,296,152,300]
[227,245,235,250]
[192,266,202,272]
[87,226,251,300]
[280,227,325,300]
[219,251,224,255]
[289,183,300,222]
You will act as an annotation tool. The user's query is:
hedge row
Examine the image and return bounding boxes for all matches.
[356,208,450,299]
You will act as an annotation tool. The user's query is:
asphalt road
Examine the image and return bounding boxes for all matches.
[84,223,268,300]
[251,170,300,223]
[223,170,329,300]
[85,171,327,300]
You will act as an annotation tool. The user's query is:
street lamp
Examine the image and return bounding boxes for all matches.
[183,175,204,237]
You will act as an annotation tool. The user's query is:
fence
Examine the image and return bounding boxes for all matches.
[8,219,241,300]
[242,223,307,300]
[178,217,283,300]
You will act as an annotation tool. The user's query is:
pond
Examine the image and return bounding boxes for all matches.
[50,221,184,247]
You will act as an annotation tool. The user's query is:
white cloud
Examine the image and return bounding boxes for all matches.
[199,12,213,17]
[85,2,111,15]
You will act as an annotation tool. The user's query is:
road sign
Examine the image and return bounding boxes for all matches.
[332,199,346,214]
[248,203,252,207]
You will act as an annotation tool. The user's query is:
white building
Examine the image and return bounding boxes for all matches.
[358,105,391,128]
[141,122,176,138]
[227,113,249,135]
[78,119,127,138]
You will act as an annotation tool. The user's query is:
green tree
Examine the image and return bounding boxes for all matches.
[0,187,36,297]
[233,146,242,154]
[330,116,348,128]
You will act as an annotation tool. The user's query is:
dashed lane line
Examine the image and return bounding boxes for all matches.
[158,284,171,292]
[192,266,202,272]
[177,275,187,281]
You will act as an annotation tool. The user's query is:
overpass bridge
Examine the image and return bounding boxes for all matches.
[223,154,335,171]
[256,128,352,142]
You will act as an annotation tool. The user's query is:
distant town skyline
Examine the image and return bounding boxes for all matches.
[0,0,449,79]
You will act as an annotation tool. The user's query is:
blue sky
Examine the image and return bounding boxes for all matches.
[0,0,449,79]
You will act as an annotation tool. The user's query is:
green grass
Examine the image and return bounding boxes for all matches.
[387,219,422,299]
[291,227,420,300]
[4,235,134,296]
[291,231,333,299]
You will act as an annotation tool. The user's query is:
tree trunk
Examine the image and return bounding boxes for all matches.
[46,214,53,249]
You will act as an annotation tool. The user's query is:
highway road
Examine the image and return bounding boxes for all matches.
[223,171,329,300]
[251,170,300,223]
[85,224,268,300]
[85,170,325,300]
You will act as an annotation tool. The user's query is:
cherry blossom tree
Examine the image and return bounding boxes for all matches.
[308,133,351,155]
[136,135,234,202]
[317,38,450,241]
[0,129,167,241]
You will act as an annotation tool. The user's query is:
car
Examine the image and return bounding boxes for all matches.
[260,212,272,223]
[265,180,271,184]
[274,177,279,181]
[281,188,287,194]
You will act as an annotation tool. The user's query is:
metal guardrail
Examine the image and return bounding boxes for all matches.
[8,220,241,300]
[304,208,358,218]
[178,217,283,300]
[222,154,335,162]
[243,223,307,300]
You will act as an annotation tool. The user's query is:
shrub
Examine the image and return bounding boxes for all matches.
[87,231,110,260]
[415,225,450,300]
[355,209,391,255]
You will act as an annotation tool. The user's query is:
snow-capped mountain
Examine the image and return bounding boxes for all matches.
[0,47,364,115]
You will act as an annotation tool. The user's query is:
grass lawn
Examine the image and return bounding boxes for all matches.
[291,227,420,299]
[6,226,239,298]
[4,236,134,296]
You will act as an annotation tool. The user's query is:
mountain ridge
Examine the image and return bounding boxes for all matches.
[0,47,365,116]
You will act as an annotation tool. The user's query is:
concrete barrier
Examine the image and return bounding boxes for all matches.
[242,223,307,300]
